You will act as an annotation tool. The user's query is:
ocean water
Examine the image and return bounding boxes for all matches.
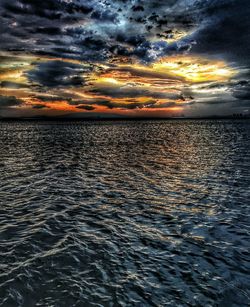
[0,119,249,307]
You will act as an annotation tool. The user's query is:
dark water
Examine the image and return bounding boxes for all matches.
[0,120,249,307]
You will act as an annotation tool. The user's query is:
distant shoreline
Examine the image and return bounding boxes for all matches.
[0,116,249,122]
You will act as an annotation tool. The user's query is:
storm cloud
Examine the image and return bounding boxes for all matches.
[27,61,92,88]
[0,0,249,117]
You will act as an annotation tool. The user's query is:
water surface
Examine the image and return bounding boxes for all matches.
[0,120,249,306]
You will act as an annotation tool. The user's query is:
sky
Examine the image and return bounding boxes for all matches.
[0,0,249,118]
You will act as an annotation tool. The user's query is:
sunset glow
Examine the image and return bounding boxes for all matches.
[0,53,237,117]
[0,0,248,118]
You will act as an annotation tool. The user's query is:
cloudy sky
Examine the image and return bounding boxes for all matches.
[0,0,249,118]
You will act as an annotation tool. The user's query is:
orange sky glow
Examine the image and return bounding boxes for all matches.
[0,53,237,117]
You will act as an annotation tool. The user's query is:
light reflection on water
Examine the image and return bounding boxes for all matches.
[0,120,249,306]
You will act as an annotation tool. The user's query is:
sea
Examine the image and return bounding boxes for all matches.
[0,119,249,306]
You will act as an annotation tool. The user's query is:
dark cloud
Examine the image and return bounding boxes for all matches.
[91,9,118,22]
[75,99,158,110]
[0,81,28,89]
[0,0,202,63]
[0,0,247,65]
[232,81,250,101]
[27,61,92,88]
[3,0,93,19]
[89,85,181,100]
[105,65,184,81]
[67,97,162,110]
[191,0,250,65]
[79,99,187,110]
[0,95,23,108]
[131,5,144,12]
[32,104,50,109]
[32,27,62,35]
[33,95,68,102]
[76,105,96,111]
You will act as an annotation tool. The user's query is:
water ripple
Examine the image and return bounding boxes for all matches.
[0,119,249,306]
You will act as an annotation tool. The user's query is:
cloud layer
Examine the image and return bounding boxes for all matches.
[0,0,249,117]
